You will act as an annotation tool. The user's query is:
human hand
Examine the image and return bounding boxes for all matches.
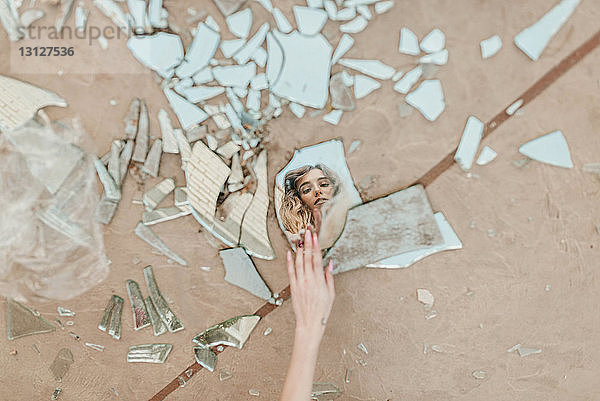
[286,227,335,340]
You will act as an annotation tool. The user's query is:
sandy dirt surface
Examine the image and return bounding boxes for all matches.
[1,0,600,400]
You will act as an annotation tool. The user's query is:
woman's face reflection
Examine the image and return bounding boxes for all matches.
[295,168,334,210]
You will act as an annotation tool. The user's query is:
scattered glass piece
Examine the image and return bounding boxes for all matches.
[219,369,233,381]
[32,344,40,354]
[480,35,502,59]
[263,327,272,336]
[339,58,395,79]
[506,99,523,116]
[475,146,497,166]
[345,368,352,383]
[273,7,292,33]
[158,109,179,154]
[332,34,354,64]
[275,298,283,306]
[348,140,362,154]
[6,298,55,340]
[51,387,62,400]
[127,343,172,363]
[507,343,521,353]
[323,0,337,19]
[335,7,356,21]
[393,65,422,94]
[213,0,247,16]
[234,22,270,65]
[419,49,448,65]
[311,382,343,400]
[293,6,328,36]
[68,331,80,341]
[357,343,368,355]
[398,27,419,55]
[420,28,445,53]
[518,130,573,168]
[251,73,269,90]
[126,33,183,78]
[142,139,163,177]
[220,247,272,300]
[290,102,306,118]
[340,15,367,33]
[226,8,252,38]
[249,389,260,396]
[193,67,215,85]
[405,79,445,121]
[54,318,65,330]
[221,38,246,58]
[143,178,175,211]
[374,1,393,14]
[454,116,484,171]
[472,370,486,379]
[194,346,217,371]
[163,87,209,130]
[49,348,73,382]
[354,74,381,99]
[145,296,167,336]
[193,315,260,349]
[66,321,74,326]
[144,265,185,333]
[323,110,343,125]
[205,15,220,32]
[57,307,75,317]
[214,63,257,88]
[545,284,552,292]
[175,22,221,78]
[106,295,123,340]
[430,344,442,353]
[517,346,542,357]
[126,280,151,330]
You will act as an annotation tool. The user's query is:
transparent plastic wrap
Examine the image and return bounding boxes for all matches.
[0,118,109,303]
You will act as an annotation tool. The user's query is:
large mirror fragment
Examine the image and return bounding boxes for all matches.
[143,265,185,333]
[192,315,260,349]
[145,296,167,336]
[518,130,573,168]
[6,298,56,340]
[220,247,272,300]
[127,343,172,363]
[194,346,218,371]
[126,280,150,330]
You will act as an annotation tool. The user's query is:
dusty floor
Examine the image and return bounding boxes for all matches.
[1,0,600,400]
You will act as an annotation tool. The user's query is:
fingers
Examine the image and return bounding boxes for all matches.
[294,241,304,283]
[286,250,296,292]
[303,228,313,274]
[312,230,324,279]
[324,260,335,300]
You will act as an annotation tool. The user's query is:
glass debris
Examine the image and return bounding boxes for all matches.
[217,141,241,159]
[348,140,362,154]
[226,8,252,38]
[213,62,256,87]
[220,247,273,300]
[310,382,342,400]
[405,79,446,121]
[476,146,497,166]
[582,163,600,176]
[420,28,445,53]
[356,4,372,19]
[127,343,172,363]
[263,327,272,336]
[126,280,151,330]
[357,343,368,355]
[247,89,262,112]
[143,206,192,225]
[158,109,179,154]
[66,321,74,326]
[375,1,394,14]
[249,389,260,397]
[290,102,306,118]
[354,74,381,99]
[251,73,269,90]
[193,67,215,85]
[68,331,80,341]
[145,296,167,336]
[213,0,247,16]
[126,33,184,79]
[273,7,292,33]
[219,369,233,381]
[518,130,573,168]
[54,318,65,330]
[425,310,438,320]
[323,110,343,125]
[163,88,209,131]
[221,38,246,58]
[49,348,74,382]
[9,349,17,355]
[193,315,260,349]
[0,0,23,41]
[417,289,434,307]
[517,346,542,357]
[419,49,448,65]
[340,15,368,34]
[454,116,484,171]
[143,178,176,211]
[393,65,422,94]
[51,387,62,400]
[6,298,56,340]
[323,0,337,19]
[357,358,367,366]
[84,343,105,352]
[194,346,218,371]
[545,284,552,292]
[32,344,40,354]
[506,99,524,116]
[205,15,220,32]
[176,22,221,78]
[106,295,123,340]
[142,139,163,177]
[57,307,75,317]
[472,370,486,379]
[507,343,521,353]
[108,140,123,185]
[480,35,502,59]
[293,6,328,36]
[98,295,121,337]
[338,59,395,79]
[143,265,185,333]
[326,184,443,274]
[186,125,208,143]
[234,22,269,65]
[94,0,130,34]
[514,0,580,61]
[398,27,420,55]
[332,34,354,64]
[345,368,352,383]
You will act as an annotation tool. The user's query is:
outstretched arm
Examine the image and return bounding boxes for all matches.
[280,228,335,401]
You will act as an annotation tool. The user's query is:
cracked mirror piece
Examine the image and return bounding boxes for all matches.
[336,7,356,21]
[506,99,523,116]
[136,223,188,266]
[405,79,445,121]
[375,0,394,14]
[514,0,580,61]
[273,7,292,33]
[393,65,422,94]
[107,295,123,339]
[311,382,342,400]
[205,15,220,32]
[213,62,257,87]
[420,28,445,53]
[517,346,542,357]
[193,315,260,349]
[158,109,179,154]
[6,299,56,340]
[354,74,381,99]
[57,307,75,317]
[339,59,395,79]
[98,295,118,332]
[126,280,150,330]
[226,8,252,38]
[194,346,218,371]
[476,146,497,166]
[220,247,272,300]
[127,33,183,79]
[143,206,192,225]
[247,89,261,111]
[143,178,175,211]
[221,38,246,58]
[164,87,209,130]
[186,125,207,143]
[419,49,448,65]
[213,0,247,16]
[144,265,185,333]
[239,151,276,259]
[417,288,434,306]
[340,15,367,33]
[323,110,343,125]
[182,86,225,103]
[49,348,73,382]
[398,28,421,56]
[290,102,306,118]
[124,98,140,139]
[454,116,484,171]
[294,6,328,36]
[325,184,443,274]
[331,34,354,64]
[176,23,220,78]
[217,141,241,159]
[55,0,75,33]
[269,30,332,108]
[145,296,167,336]
[480,35,502,59]
[94,0,130,34]
[22,8,46,29]
[142,139,163,177]
[0,0,23,41]
[234,22,270,65]
[94,156,121,202]
[367,212,462,268]
[127,343,172,363]
[132,100,150,163]
[519,130,573,168]
[472,370,486,379]
[108,140,123,185]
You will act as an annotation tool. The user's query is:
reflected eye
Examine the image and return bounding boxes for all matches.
[320,182,329,188]
[302,187,311,195]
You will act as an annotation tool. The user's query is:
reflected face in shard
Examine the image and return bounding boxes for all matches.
[296,168,334,210]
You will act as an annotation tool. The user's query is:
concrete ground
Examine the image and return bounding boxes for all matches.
[1,0,600,400]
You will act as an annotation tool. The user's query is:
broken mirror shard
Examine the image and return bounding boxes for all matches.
[194,346,218,371]
[221,38,246,58]
[132,99,150,163]
[476,146,498,166]
[135,223,188,266]
[357,343,368,355]
[94,156,121,201]
[22,9,46,29]
[205,15,220,32]
[514,0,580,61]
[57,307,75,317]
[96,195,119,224]
[330,72,356,111]
[126,280,151,331]
[226,8,252,38]
[193,315,260,349]
[103,295,123,340]
[273,7,292,33]
[174,129,192,168]
[454,116,484,171]
[398,27,420,55]
[269,30,332,108]
[331,34,354,64]
[339,59,395,80]
[49,348,74,382]
[480,35,502,59]
[213,0,247,16]
[405,79,446,122]
[213,62,257,87]
[108,140,123,184]
[472,370,486,379]
[294,6,328,36]
[323,110,343,125]
[340,15,367,33]
[143,178,176,211]
[311,382,343,400]
[506,99,524,116]
[375,0,394,14]
[143,265,185,333]
[420,28,445,53]
[324,184,443,274]
[517,346,542,357]
[174,187,189,207]
[127,343,172,363]
[182,86,225,103]
[519,130,573,168]
[127,33,184,78]
[0,0,23,41]
[143,206,191,225]
[186,125,207,143]
[6,298,56,340]
[289,102,306,118]
[142,139,163,177]
[145,296,167,336]
[393,65,422,94]
[124,98,140,139]
[220,247,272,300]
[247,89,262,112]
[417,288,434,307]
[354,75,381,99]
[158,109,179,154]
[164,88,209,130]
[176,22,221,78]
[51,388,62,400]
[419,49,448,65]
[84,342,105,352]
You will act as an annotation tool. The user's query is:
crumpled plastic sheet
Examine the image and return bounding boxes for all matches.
[0,118,109,302]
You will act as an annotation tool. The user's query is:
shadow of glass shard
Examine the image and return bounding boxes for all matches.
[398,27,420,55]
[340,16,367,33]
[325,184,443,274]
[127,33,183,79]
[6,298,55,340]
[194,346,218,371]
[143,206,191,225]
[0,75,67,133]
[293,6,328,36]
[143,266,185,333]
[476,146,497,166]
[143,178,175,211]
[193,315,260,349]
[126,280,150,330]
[220,247,272,300]
[175,22,220,78]
[393,65,422,94]
[480,35,502,59]
[124,98,140,140]
[514,0,580,61]
[142,139,162,177]
[311,382,342,400]
[420,28,445,53]
[454,116,484,171]
[214,0,247,17]
[354,74,380,99]
[226,8,252,38]
[145,296,167,336]
[49,348,73,382]
[338,59,395,79]
[519,130,573,168]
[127,343,172,363]
[331,34,354,64]
[405,79,445,122]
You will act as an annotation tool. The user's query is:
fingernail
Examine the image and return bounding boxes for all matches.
[305,229,311,242]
